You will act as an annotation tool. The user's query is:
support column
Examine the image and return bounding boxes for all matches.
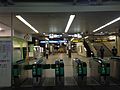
[68,41,71,58]
[116,35,120,56]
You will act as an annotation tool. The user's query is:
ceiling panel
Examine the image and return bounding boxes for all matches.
[0,12,120,36]
[17,13,70,34]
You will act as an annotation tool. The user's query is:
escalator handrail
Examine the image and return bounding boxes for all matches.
[111,56,120,60]
[15,59,25,64]
[93,57,107,64]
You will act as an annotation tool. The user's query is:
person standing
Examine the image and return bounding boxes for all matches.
[46,49,49,59]
[100,46,104,59]
[112,46,117,56]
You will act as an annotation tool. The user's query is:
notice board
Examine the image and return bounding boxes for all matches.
[0,41,12,87]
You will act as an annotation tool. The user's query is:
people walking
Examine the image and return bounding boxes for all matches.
[112,46,117,56]
[100,46,104,59]
[46,49,49,59]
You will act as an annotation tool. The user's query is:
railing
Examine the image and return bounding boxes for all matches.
[87,41,97,57]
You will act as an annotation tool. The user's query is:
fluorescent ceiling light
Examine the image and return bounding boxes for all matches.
[85,36,88,39]
[45,37,49,41]
[71,38,74,41]
[0,28,2,31]
[109,36,116,40]
[84,47,87,51]
[16,15,39,33]
[93,17,120,32]
[65,15,75,33]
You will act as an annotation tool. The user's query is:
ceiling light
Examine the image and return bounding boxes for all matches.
[109,36,116,40]
[43,33,46,35]
[93,17,120,32]
[84,36,88,39]
[16,15,39,33]
[71,38,74,41]
[0,28,2,31]
[65,15,75,33]
[45,37,49,41]
[84,47,87,51]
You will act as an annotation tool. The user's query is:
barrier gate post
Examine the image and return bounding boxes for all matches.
[59,60,64,86]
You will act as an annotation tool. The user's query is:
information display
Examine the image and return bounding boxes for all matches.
[0,41,12,87]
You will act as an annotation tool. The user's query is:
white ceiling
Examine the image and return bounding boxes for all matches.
[0,12,120,36]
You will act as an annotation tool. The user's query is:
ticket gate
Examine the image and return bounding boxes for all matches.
[73,58,87,85]
[110,56,120,84]
[90,57,110,85]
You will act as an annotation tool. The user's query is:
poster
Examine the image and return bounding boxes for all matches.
[0,41,12,87]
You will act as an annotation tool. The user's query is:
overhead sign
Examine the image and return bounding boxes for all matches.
[93,39,115,42]
[72,39,81,43]
[24,34,30,41]
[40,40,67,44]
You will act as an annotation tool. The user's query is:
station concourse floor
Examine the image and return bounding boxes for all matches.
[1,53,120,90]
[45,53,91,78]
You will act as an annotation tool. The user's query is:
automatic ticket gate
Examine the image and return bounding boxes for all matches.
[12,59,64,87]
[54,60,64,86]
[90,57,110,85]
[73,58,87,85]
[12,59,29,86]
[32,60,64,86]
[110,56,120,83]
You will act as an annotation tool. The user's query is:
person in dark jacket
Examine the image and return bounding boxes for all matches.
[112,46,117,56]
[46,49,49,59]
[100,46,104,59]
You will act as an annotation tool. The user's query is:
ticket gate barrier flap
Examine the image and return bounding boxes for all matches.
[42,64,51,69]
[59,67,64,76]
[105,63,110,76]
[51,64,56,69]
[106,67,110,76]
[98,65,106,76]
[13,65,20,78]
[82,66,87,75]
[82,62,87,75]
[59,63,64,76]
[37,64,42,77]
[77,62,87,76]
[24,65,33,70]
[98,63,110,76]
[101,66,106,75]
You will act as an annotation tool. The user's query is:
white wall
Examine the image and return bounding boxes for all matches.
[0,30,11,36]
[76,42,87,57]
[14,30,32,41]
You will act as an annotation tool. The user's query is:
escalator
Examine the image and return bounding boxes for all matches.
[93,43,111,57]
[83,40,92,57]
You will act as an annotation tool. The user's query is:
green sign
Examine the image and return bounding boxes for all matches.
[37,68,42,76]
